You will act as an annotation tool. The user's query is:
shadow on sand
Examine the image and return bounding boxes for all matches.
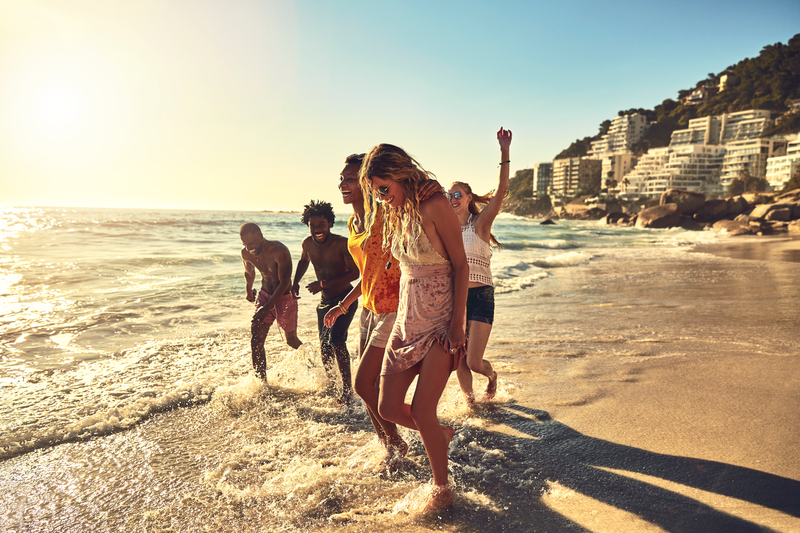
[436,402,800,533]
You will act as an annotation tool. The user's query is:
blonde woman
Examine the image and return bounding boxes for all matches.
[449,127,511,404]
[360,143,468,513]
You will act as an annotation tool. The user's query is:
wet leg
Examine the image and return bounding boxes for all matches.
[333,344,353,404]
[250,314,271,381]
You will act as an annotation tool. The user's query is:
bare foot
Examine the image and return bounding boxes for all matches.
[381,436,408,473]
[420,484,453,515]
[461,390,476,408]
[485,371,498,400]
[336,391,352,405]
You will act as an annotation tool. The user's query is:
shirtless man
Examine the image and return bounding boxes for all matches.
[240,222,302,381]
[292,200,359,404]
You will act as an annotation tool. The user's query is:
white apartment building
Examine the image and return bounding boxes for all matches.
[719,138,786,188]
[600,153,637,189]
[532,163,553,195]
[670,109,772,146]
[588,113,649,157]
[623,145,726,199]
[550,158,602,198]
[765,136,800,190]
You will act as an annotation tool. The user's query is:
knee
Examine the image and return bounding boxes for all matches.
[378,398,398,423]
[467,358,483,373]
[354,373,377,400]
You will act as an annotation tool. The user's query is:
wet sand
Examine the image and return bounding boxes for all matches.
[2,238,799,532]
[693,235,800,264]
[470,238,800,532]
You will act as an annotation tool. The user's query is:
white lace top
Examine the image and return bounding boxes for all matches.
[462,215,493,286]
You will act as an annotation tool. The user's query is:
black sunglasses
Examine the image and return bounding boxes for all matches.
[445,191,463,200]
[376,185,391,198]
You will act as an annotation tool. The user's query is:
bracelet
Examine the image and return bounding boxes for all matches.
[337,302,348,314]
[498,160,510,167]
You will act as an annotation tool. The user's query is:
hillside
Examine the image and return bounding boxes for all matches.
[555,33,800,159]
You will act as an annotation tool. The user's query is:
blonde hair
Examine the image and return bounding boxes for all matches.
[359,144,436,254]
[450,181,502,249]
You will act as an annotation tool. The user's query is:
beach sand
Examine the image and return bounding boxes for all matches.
[2,236,798,532]
[465,235,800,532]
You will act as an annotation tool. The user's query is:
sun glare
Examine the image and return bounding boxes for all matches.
[35,84,84,131]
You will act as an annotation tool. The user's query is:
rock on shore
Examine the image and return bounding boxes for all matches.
[606,188,800,236]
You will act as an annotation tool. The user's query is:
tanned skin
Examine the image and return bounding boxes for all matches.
[293,214,359,403]
[241,225,302,380]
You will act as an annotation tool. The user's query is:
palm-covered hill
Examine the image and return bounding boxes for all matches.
[555,33,800,160]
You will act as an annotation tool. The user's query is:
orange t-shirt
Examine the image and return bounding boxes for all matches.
[347,208,401,314]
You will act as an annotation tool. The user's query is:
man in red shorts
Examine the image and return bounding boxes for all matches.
[240,222,302,381]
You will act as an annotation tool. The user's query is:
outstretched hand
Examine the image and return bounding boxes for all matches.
[324,307,341,328]
[497,127,512,150]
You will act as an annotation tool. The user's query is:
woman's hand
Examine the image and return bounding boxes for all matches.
[445,322,466,355]
[324,306,342,328]
[497,127,512,151]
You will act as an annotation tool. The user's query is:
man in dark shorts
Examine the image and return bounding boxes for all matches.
[240,222,302,381]
[293,200,359,404]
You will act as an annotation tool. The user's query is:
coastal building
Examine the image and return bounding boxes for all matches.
[550,157,601,198]
[719,138,787,188]
[623,145,726,199]
[670,109,772,147]
[765,136,800,190]
[588,113,648,157]
[600,153,637,190]
[532,163,553,196]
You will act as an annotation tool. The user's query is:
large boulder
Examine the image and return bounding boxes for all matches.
[600,212,633,225]
[679,217,704,231]
[712,219,753,236]
[775,188,800,202]
[694,199,728,220]
[765,207,792,222]
[660,189,706,216]
[789,221,800,234]
[742,193,775,205]
[726,196,748,217]
[750,203,778,219]
[635,203,681,229]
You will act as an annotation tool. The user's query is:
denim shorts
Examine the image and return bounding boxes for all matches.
[466,285,494,325]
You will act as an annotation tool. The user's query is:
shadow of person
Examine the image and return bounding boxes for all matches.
[445,402,800,532]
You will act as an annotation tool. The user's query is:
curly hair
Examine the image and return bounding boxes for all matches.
[301,199,335,226]
[450,181,503,249]
[358,144,435,255]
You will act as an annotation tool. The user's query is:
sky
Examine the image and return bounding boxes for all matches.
[1,0,798,212]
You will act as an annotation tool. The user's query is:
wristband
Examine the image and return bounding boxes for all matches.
[498,160,510,167]
[337,302,348,314]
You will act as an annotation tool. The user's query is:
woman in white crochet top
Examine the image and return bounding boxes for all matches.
[448,127,511,404]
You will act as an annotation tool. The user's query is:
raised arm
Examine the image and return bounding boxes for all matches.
[475,127,512,239]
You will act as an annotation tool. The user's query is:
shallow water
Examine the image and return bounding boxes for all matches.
[5,206,796,532]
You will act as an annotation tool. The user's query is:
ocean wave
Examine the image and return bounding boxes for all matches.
[495,272,549,294]
[533,251,593,268]
[501,240,580,251]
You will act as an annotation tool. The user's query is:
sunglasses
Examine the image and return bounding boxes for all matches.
[445,191,463,200]
[376,185,391,198]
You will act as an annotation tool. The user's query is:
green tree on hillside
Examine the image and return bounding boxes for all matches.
[558,33,800,157]
[728,171,768,196]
